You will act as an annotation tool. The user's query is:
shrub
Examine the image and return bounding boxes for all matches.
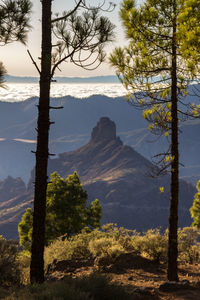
[88,237,125,260]
[141,229,168,262]
[45,224,135,267]
[178,227,200,263]
[117,228,137,252]
[0,236,20,286]
[45,229,102,266]
[130,229,168,263]
[16,251,31,285]
[44,224,200,271]
[130,234,144,255]
[101,224,137,252]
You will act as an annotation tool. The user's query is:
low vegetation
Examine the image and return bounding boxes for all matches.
[4,273,132,300]
[0,236,20,286]
[1,224,200,298]
[45,224,200,267]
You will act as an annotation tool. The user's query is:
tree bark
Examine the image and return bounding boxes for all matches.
[30,0,52,284]
[167,0,179,282]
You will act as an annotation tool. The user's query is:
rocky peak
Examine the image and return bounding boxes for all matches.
[91,117,117,142]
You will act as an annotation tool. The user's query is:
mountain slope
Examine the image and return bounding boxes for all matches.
[0,117,195,239]
[26,117,194,231]
[46,117,194,231]
[0,92,200,183]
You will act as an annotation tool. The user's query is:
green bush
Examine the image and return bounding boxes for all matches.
[0,236,20,286]
[44,224,200,271]
[45,224,134,266]
[101,224,136,252]
[45,225,169,267]
[178,227,200,263]
[190,180,200,228]
[136,229,168,263]
[88,237,125,259]
[44,229,100,266]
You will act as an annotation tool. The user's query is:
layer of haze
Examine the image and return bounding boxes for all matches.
[0,0,137,77]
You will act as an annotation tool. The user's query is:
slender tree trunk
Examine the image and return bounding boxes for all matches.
[30,0,52,284]
[167,1,179,282]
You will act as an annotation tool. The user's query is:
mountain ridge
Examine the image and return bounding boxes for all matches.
[0,117,196,239]
[0,93,199,184]
[5,75,120,83]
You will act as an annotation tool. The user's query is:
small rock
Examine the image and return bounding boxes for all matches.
[159,281,191,292]
[128,276,133,281]
[134,287,154,295]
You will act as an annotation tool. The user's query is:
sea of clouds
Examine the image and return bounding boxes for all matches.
[0,83,127,102]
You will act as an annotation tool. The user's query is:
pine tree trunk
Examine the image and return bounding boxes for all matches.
[30,0,52,284]
[167,1,179,281]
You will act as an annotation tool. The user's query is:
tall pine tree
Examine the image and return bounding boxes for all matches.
[110,0,200,281]
[30,0,115,283]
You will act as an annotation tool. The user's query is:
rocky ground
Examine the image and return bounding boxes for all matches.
[46,253,200,300]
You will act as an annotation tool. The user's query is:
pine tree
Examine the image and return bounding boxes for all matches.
[190,181,200,228]
[110,0,200,281]
[19,172,101,250]
[0,0,32,86]
[29,0,115,284]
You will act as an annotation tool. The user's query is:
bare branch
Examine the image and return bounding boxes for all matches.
[27,50,41,75]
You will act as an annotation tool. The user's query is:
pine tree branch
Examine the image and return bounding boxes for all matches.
[51,50,76,78]
[51,0,83,23]
[27,50,41,75]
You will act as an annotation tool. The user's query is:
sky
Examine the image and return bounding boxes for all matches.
[0,0,136,77]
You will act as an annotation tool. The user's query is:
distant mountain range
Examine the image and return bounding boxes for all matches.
[0,93,199,184]
[5,75,120,83]
[0,117,195,239]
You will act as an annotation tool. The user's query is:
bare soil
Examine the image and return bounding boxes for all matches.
[110,263,200,299]
[48,259,200,300]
